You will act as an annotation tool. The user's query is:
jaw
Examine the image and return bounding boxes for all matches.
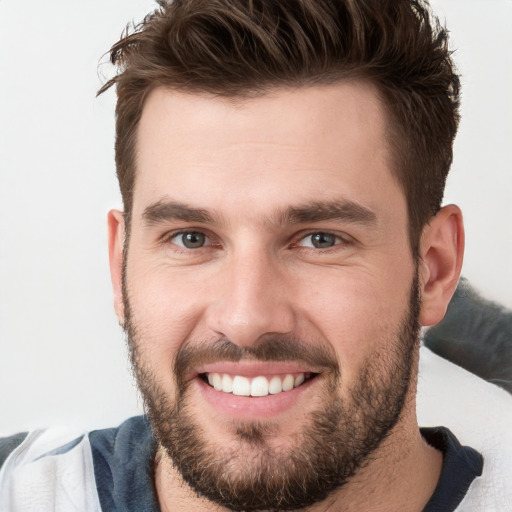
[146,352,420,512]
[130,275,423,511]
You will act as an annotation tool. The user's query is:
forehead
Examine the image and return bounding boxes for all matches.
[133,83,404,223]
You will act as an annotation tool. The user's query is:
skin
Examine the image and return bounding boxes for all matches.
[108,82,464,511]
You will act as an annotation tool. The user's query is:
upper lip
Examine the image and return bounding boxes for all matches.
[193,361,319,378]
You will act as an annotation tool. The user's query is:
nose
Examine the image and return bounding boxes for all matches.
[205,249,295,347]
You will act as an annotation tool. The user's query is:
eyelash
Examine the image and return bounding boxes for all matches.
[160,229,353,254]
[293,231,353,252]
[160,230,216,252]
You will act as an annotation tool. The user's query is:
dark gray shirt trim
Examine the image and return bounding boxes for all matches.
[422,426,483,512]
[89,416,159,512]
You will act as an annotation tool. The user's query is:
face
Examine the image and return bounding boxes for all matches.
[115,83,421,510]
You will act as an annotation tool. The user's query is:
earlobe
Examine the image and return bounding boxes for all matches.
[107,209,126,327]
[418,205,464,327]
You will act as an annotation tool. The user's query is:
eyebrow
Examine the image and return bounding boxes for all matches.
[143,200,215,225]
[279,201,377,226]
[142,198,377,228]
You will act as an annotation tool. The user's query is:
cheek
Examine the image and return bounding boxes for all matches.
[125,262,210,374]
[296,265,414,381]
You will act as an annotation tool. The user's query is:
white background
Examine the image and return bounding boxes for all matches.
[0,0,511,434]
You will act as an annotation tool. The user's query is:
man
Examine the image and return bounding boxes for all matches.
[0,1,510,511]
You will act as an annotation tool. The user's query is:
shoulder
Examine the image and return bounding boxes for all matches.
[0,424,100,512]
[418,346,512,511]
[0,416,153,512]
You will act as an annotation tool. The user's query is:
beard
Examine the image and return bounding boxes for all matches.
[123,275,420,511]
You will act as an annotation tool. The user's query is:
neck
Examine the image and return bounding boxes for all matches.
[315,395,442,512]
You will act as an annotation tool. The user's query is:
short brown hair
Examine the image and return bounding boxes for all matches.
[99,0,460,254]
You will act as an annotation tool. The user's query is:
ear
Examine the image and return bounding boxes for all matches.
[418,204,464,327]
[108,209,126,326]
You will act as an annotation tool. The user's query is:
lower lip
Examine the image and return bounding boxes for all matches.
[194,376,316,419]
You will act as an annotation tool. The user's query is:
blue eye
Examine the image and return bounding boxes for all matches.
[298,232,341,249]
[171,231,209,249]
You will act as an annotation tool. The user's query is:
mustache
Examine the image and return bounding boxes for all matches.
[174,335,340,386]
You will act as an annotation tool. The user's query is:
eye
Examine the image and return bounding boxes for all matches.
[171,231,210,249]
[297,232,342,249]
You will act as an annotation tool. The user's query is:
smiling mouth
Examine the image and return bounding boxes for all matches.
[199,372,317,397]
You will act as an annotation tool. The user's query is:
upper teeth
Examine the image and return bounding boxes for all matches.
[206,373,306,397]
